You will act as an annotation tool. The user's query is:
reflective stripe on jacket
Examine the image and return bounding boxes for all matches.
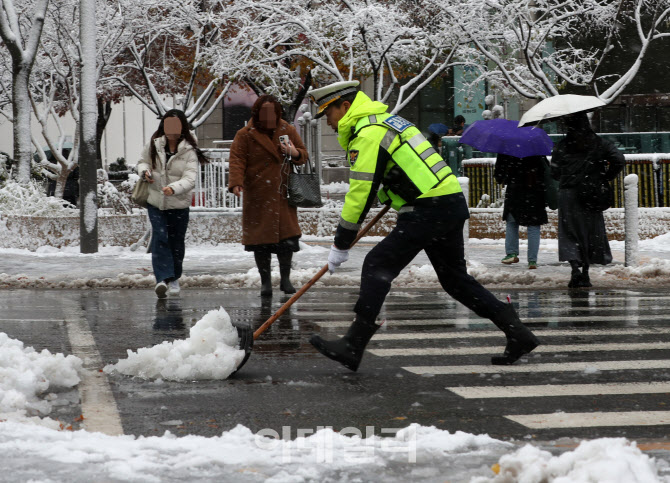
[336,93,462,247]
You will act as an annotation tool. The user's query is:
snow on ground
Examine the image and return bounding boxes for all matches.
[2,234,670,480]
[473,438,667,483]
[0,332,82,429]
[1,234,669,290]
[0,418,668,482]
[103,307,244,381]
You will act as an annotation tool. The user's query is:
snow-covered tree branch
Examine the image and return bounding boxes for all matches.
[445,0,670,104]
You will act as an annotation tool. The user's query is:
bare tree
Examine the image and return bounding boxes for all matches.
[444,0,670,103]
[0,0,50,183]
[106,0,232,128]
[204,0,468,117]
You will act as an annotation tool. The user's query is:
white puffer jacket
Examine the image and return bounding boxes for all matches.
[136,136,198,210]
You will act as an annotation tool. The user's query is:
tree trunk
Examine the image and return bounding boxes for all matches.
[54,168,70,199]
[13,65,33,183]
[96,98,112,168]
[285,71,313,123]
[79,0,98,253]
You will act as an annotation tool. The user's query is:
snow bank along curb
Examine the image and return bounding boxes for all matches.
[3,207,670,250]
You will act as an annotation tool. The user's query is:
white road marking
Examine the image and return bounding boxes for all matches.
[296,295,670,306]
[0,319,64,322]
[403,359,670,375]
[314,314,669,327]
[447,381,670,399]
[63,305,124,436]
[369,327,670,340]
[368,341,670,357]
[505,411,670,429]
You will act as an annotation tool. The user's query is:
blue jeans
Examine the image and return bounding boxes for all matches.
[505,214,540,262]
[147,204,189,283]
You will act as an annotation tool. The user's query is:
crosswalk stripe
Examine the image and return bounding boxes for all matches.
[447,381,670,399]
[369,327,670,340]
[314,314,668,327]
[403,359,670,375]
[298,295,670,306]
[505,411,670,429]
[301,306,667,317]
[369,341,670,357]
[0,318,64,323]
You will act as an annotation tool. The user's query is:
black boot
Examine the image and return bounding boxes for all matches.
[277,252,296,294]
[568,260,582,288]
[577,265,592,287]
[309,315,380,371]
[490,304,540,365]
[254,252,272,297]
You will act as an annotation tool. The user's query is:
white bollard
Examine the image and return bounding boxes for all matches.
[624,173,639,267]
[458,177,470,261]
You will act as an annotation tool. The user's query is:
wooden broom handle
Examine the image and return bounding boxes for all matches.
[253,204,391,339]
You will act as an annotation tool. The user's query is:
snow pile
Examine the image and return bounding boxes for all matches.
[321,181,350,194]
[474,438,666,483]
[104,307,245,380]
[0,180,77,216]
[0,332,82,419]
[0,422,508,481]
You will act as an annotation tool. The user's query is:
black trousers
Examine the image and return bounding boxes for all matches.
[354,207,506,321]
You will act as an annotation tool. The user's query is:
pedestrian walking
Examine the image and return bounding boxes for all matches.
[494,154,549,269]
[551,112,625,288]
[228,94,309,297]
[307,81,540,371]
[137,109,206,299]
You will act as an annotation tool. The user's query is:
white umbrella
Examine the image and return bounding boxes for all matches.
[518,94,606,127]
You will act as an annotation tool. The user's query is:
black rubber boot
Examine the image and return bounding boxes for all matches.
[309,315,380,371]
[254,252,272,297]
[278,252,296,294]
[490,304,540,365]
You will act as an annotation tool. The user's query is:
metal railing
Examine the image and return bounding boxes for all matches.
[462,155,670,208]
[192,148,241,209]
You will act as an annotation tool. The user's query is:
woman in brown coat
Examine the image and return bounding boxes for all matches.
[228,95,309,297]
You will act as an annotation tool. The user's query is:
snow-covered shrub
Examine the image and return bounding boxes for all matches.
[0,180,77,217]
[477,193,491,208]
[0,152,8,183]
[97,169,132,214]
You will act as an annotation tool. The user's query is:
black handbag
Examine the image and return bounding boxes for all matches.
[577,154,613,212]
[287,158,323,208]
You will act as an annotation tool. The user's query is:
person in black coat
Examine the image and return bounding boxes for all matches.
[551,112,625,288]
[494,154,549,269]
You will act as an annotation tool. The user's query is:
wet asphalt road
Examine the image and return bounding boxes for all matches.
[2,287,670,445]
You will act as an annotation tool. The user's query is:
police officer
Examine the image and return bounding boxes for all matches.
[308,80,541,371]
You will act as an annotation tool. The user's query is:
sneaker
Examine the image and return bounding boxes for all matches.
[168,280,180,296]
[155,282,168,299]
[528,261,537,270]
[501,254,519,264]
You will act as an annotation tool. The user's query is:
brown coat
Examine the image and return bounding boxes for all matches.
[228,119,308,246]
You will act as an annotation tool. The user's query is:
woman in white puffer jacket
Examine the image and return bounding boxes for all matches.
[136,109,206,299]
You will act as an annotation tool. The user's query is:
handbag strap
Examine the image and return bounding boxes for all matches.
[290,157,316,175]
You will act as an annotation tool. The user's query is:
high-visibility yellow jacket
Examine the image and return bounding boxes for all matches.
[334,92,463,248]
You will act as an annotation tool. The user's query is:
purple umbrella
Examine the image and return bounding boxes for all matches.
[459,118,553,157]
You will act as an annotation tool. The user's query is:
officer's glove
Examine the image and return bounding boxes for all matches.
[328,245,350,274]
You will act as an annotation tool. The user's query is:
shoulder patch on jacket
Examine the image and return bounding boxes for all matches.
[348,150,359,166]
[382,115,414,133]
